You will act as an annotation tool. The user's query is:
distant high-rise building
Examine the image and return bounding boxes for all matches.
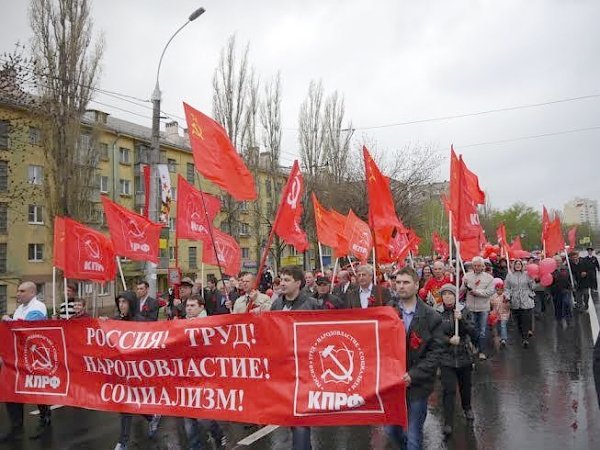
[564,198,599,229]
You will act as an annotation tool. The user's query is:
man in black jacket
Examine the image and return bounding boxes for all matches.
[385,267,444,450]
[570,252,593,311]
[135,280,160,321]
[584,247,599,302]
[270,266,319,449]
[314,276,345,309]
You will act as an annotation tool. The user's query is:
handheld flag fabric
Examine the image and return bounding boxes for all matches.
[201,229,242,276]
[102,197,162,263]
[183,102,257,201]
[176,175,222,243]
[273,161,309,252]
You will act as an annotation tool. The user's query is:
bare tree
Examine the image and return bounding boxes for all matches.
[260,72,282,171]
[298,79,325,177]
[321,91,352,183]
[29,0,104,225]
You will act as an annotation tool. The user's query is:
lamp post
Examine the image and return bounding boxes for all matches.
[147,6,205,297]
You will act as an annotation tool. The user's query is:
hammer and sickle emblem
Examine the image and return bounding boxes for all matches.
[286,175,301,209]
[191,118,204,140]
[320,344,354,383]
[368,164,377,183]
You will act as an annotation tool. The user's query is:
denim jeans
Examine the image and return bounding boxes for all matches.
[471,311,489,353]
[385,396,428,450]
[498,320,508,341]
[291,426,311,450]
[183,418,224,450]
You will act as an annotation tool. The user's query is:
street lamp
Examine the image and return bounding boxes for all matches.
[147,6,206,297]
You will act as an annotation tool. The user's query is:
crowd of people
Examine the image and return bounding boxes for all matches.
[0,247,598,450]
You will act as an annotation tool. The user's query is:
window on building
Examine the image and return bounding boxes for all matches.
[189,246,197,269]
[168,158,177,173]
[266,202,273,213]
[119,147,130,164]
[98,142,109,160]
[169,246,176,260]
[240,222,250,235]
[99,175,109,193]
[28,127,41,145]
[120,179,131,195]
[0,243,6,272]
[0,120,9,149]
[241,248,250,259]
[0,161,7,192]
[0,285,6,315]
[265,179,272,197]
[28,205,43,224]
[28,243,44,262]
[0,202,6,234]
[186,163,195,183]
[171,187,177,201]
[99,283,109,296]
[169,217,176,232]
[240,201,249,212]
[28,165,43,185]
[79,133,91,150]
[35,283,45,301]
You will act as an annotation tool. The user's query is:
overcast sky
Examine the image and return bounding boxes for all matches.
[2,0,599,213]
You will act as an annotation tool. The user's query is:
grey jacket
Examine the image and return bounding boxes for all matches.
[504,271,535,310]
[460,272,495,312]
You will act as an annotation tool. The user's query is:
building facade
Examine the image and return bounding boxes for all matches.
[0,102,292,315]
[564,197,599,229]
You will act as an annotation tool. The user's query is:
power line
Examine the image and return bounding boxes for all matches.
[458,125,600,149]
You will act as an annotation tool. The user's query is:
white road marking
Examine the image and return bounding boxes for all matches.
[236,425,280,446]
[29,404,63,415]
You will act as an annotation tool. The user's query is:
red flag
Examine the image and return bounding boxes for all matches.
[546,217,566,257]
[142,165,151,218]
[102,197,162,263]
[510,236,524,252]
[176,175,221,243]
[449,148,484,241]
[202,229,242,276]
[312,193,345,249]
[341,210,373,262]
[363,147,403,233]
[432,232,449,259]
[273,161,308,253]
[542,206,550,245]
[568,226,577,249]
[59,217,116,281]
[460,236,482,261]
[53,217,66,270]
[183,102,257,201]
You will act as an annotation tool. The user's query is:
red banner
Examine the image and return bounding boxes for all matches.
[0,309,407,426]
[202,228,242,277]
[273,160,308,252]
[102,196,162,263]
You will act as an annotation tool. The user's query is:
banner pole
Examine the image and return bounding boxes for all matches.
[448,214,453,272]
[63,277,69,319]
[348,255,358,277]
[52,266,57,317]
[116,257,127,291]
[564,246,576,289]
[408,251,415,269]
[318,242,325,274]
[454,240,461,337]
[372,246,377,286]
[330,257,339,294]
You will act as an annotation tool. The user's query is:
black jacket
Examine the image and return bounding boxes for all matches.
[391,299,444,401]
[332,282,357,308]
[571,259,594,289]
[138,296,160,321]
[436,303,476,368]
[114,291,146,322]
[316,293,345,310]
[346,284,392,309]
[270,291,321,311]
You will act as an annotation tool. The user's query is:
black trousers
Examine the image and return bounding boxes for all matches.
[6,402,51,428]
[512,308,533,340]
[440,365,472,427]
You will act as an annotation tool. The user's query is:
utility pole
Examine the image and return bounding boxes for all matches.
[146,6,206,297]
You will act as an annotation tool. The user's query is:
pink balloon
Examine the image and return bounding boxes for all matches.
[526,263,540,278]
[539,257,557,275]
[540,273,553,287]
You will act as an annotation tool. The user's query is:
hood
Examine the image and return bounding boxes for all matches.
[115,290,139,320]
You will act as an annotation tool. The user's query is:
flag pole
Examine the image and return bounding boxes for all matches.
[408,251,415,269]
[52,266,57,317]
[564,246,576,290]
[448,214,453,273]
[63,277,69,319]
[330,257,339,294]
[454,240,461,337]
[116,257,127,291]
[347,255,358,277]
[372,246,377,286]
[318,242,325,274]
[452,237,466,276]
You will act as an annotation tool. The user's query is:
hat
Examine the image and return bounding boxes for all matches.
[587,247,594,251]
[180,277,194,287]
[439,284,456,296]
[315,276,330,285]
